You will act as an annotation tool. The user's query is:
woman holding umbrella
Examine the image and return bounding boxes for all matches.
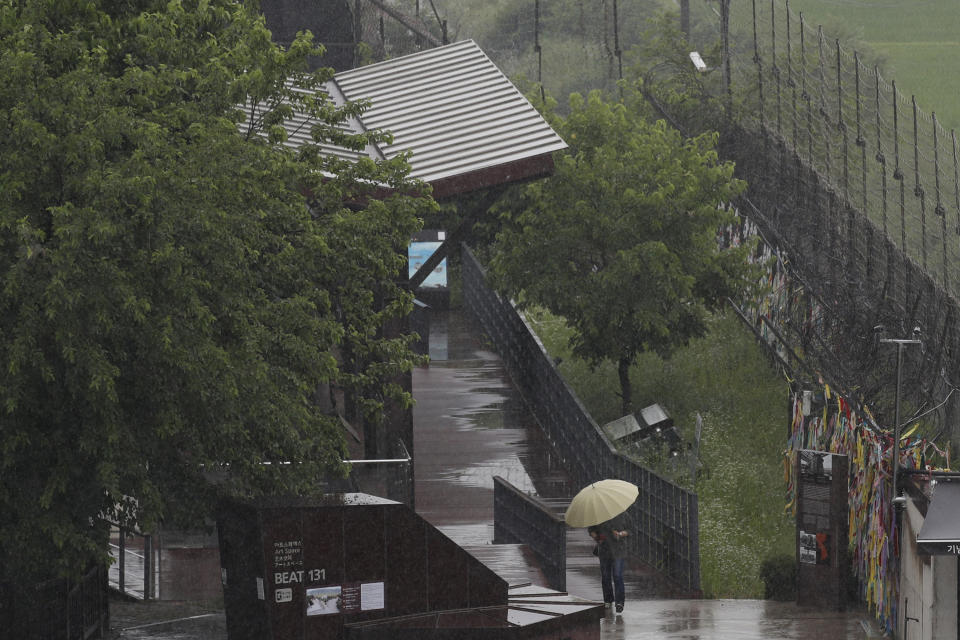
[589,513,631,612]
[564,479,638,614]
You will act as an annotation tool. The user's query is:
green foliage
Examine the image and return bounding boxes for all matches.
[489,87,756,414]
[759,553,797,600]
[623,13,731,132]
[0,0,433,581]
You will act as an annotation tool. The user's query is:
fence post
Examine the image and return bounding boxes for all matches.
[836,40,848,200]
[534,0,544,102]
[801,13,813,163]
[934,113,949,292]
[769,0,781,136]
[786,2,797,148]
[893,79,909,298]
[855,52,867,215]
[817,27,832,179]
[752,0,764,125]
[118,527,125,595]
[953,130,960,247]
[874,67,887,233]
[913,95,928,271]
[143,534,153,600]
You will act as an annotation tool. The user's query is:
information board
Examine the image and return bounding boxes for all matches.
[796,450,848,610]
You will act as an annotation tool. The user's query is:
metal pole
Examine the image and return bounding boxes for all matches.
[143,534,153,600]
[722,0,731,106]
[613,0,623,83]
[118,527,125,594]
[882,335,919,640]
[892,342,904,504]
[880,337,921,506]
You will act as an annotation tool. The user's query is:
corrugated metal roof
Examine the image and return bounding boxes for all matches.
[243,83,381,164]
[269,40,566,195]
[333,40,567,183]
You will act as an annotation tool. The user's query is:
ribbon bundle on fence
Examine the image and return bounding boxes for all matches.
[784,386,950,634]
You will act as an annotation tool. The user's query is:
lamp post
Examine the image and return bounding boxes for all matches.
[880,335,921,506]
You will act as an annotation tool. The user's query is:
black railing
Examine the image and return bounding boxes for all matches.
[346,438,414,507]
[493,476,567,592]
[1,564,109,639]
[109,524,154,600]
[462,245,701,594]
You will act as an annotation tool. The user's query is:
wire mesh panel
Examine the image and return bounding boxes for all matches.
[730,0,960,298]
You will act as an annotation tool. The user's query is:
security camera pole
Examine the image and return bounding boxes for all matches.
[880,334,921,508]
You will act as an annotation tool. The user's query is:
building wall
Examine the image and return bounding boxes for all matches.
[902,499,958,640]
[929,553,957,640]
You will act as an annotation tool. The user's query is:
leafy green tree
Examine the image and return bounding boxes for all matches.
[489,87,755,416]
[0,0,433,582]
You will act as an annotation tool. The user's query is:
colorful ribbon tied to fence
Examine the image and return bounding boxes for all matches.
[784,385,951,634]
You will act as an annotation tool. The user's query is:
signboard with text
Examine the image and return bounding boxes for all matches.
[916,480,960,555]
[218,494,507,640]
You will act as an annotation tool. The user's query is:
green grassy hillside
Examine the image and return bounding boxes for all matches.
[435,0,960,132]
[734,0,960,130]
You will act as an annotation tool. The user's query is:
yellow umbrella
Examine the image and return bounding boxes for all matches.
[564,479,638,527]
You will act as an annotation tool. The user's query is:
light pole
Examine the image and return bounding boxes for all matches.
[880,334,921,506]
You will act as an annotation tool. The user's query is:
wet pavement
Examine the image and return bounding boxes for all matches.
[110,597,226,639]
[414,309,671,602]
[411,309,885,639]
[110,597,883,640]
[110,306,886,639]
[600,599,883,639]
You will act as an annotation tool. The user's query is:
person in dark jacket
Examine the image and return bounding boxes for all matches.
[588,512,631,613]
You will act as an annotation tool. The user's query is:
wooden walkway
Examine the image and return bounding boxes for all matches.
[412,308,668,601]
[110,305,882,639]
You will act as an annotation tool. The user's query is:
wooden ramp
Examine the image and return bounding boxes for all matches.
[414,308,674,603]
[462,543,549,587]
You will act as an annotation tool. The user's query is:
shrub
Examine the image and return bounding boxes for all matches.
[759,553,797,601]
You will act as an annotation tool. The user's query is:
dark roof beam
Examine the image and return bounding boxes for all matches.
[364,0,443,48]
[408,185,508,290]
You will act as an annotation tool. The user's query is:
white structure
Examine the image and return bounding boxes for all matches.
[899,479,959,640]
[261,39,567,201]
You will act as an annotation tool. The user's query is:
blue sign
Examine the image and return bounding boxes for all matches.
[408,241,447,288]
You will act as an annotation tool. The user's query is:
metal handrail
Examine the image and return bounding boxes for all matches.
[461,244,701,594]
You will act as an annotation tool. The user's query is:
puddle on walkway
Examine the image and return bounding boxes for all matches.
[413,309,575,549]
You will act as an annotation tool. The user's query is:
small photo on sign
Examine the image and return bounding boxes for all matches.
[799,530,817,564]
[306,586,341,616]
[799,450,832,479]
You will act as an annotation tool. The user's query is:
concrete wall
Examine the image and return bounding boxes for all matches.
[901,500,957,640]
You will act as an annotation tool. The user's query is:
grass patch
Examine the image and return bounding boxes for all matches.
[757,0,960,130]
[526,307,795,598]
